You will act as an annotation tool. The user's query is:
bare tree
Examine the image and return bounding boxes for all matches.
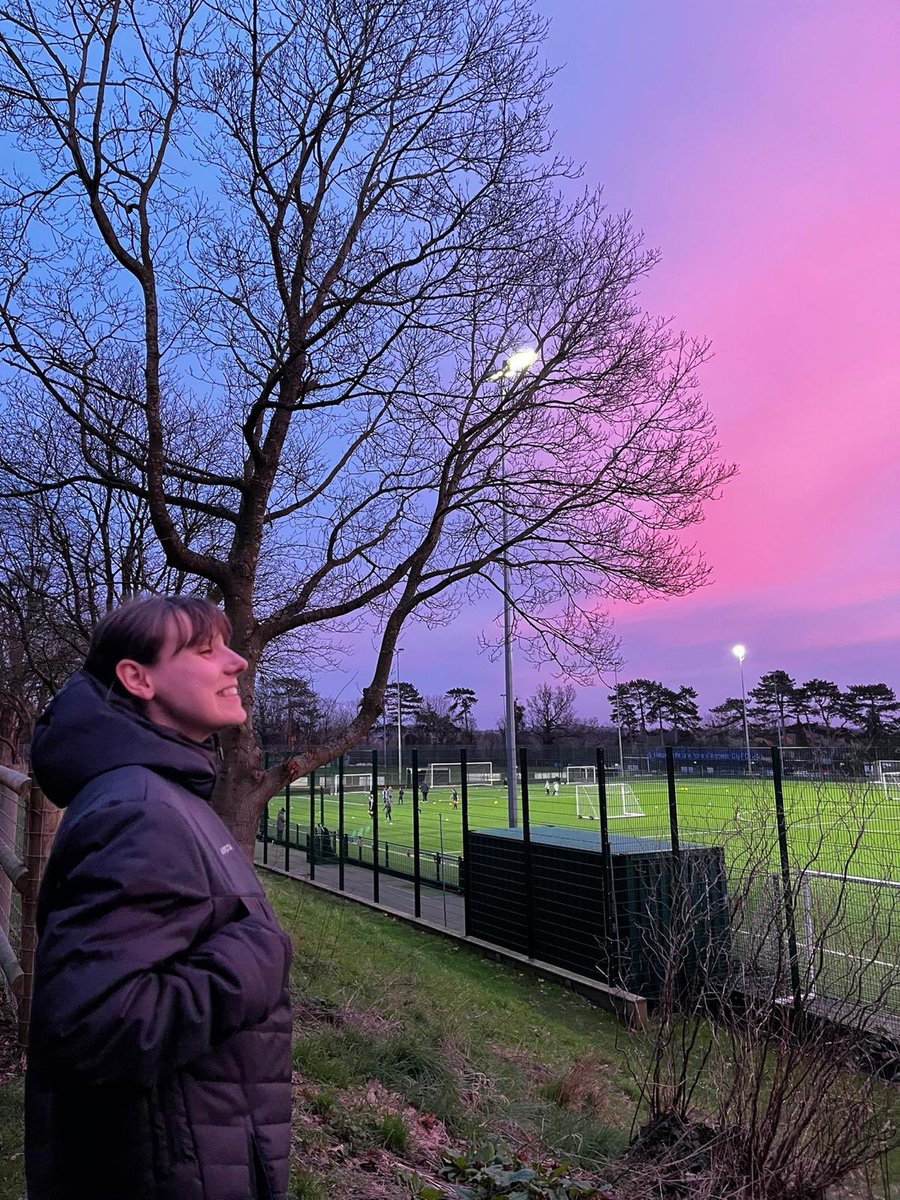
[523,681,577,745]
[0,391,214,728]
[0,0,732,850]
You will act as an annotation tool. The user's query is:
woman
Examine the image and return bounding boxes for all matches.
[26,595,293,1200]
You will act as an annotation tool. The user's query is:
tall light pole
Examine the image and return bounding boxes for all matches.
[732,644,752,775]
[613,665,626,777]
[489,346,538,828]
[395,647,404,788]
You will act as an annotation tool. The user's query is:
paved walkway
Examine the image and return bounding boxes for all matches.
[254,841,465,933]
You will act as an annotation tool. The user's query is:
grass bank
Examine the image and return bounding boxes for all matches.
[0,871,895,1198]
[0,873,636,1200]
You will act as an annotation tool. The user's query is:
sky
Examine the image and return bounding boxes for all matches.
[344,1,900,724]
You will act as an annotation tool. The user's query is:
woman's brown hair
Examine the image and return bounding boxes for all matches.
[83,595,232,690]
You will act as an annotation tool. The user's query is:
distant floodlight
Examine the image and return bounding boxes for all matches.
[505,347,538,374]
[488,346,538,381]
[731,644,752,775]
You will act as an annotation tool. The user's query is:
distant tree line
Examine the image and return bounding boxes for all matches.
[254,669,899,762]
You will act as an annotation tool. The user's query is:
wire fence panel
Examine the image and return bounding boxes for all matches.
[0,766,60,1047]
[255,744,900,1032]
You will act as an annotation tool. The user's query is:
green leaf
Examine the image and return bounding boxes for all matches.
[508,1168,537,1184]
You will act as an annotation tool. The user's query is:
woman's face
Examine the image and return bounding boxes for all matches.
[117,622,248,742]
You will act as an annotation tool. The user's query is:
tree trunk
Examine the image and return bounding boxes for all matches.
[213,721,273,859]
[0,699,24,768]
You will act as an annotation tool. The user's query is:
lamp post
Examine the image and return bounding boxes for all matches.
[614,665,626,779]
[732,644,752,775]
[489,346,538,828]
[395,648,404,788]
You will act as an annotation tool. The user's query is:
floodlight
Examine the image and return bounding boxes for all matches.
[488,344,537,828]
[731,644,752,775]
[504,347,538,375]
[488,346,538,381]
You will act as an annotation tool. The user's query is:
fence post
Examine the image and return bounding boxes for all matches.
[308,767,316,881]
[772,747,803,1008]
[19,782,61,1047]
[665,745,691,998]
[460,747,471,936]
[0,765,28,941]
[412,748,421,918]
[596,746,619,986]
[665,747,680,859]
[371,749,380,904]
[519,747,536,960]
[338,757,345,892]
[284,778,291,874]
[0,766,29,1021]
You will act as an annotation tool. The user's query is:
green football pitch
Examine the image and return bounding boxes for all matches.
[268,775,900,885]
[265,775,899,1013]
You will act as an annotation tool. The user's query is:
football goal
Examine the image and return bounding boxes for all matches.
[565,765,597,784]
[408,762,497,789]
[341,772,373,793]
[575,782,645,820]
[877,761,900,800]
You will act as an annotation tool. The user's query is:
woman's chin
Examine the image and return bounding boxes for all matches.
[219,701,247,728]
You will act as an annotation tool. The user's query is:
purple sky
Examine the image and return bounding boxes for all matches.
[336,1,900,724]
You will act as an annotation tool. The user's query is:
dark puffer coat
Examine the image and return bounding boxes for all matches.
[26,672,293,1200]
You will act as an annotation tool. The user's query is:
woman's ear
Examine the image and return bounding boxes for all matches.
[114,659,155,700]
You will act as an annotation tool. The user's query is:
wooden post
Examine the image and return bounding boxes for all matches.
[18,783,60,1046]
[0,765,28,943]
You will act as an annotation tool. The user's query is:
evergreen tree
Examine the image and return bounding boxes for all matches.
[708,698,745,732]
[383,681,424,733]
[841,684,900,747]
[749,670,796,742]
[446,687,478,738]
[669,686,702,741]
[609,686,640,740]
[799,678,844,731]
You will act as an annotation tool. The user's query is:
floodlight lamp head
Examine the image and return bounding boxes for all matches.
[489,346,538,381]
[505,347,538,375]
[732,644,746,662]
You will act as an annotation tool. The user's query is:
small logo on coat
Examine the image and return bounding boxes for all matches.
[220,843,233,855]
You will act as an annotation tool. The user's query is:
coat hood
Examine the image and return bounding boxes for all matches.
[31,671,218,809]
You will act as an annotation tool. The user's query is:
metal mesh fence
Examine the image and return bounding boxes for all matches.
[0,768,27,970]
[0,766,61,1046]
[255,744,900,1031]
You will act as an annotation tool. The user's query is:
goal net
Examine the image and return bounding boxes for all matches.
[575,782,645,820]
[566,765,597,784]
[877,761,900,799]
[410,762,497,788]
[341,772,373,793]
